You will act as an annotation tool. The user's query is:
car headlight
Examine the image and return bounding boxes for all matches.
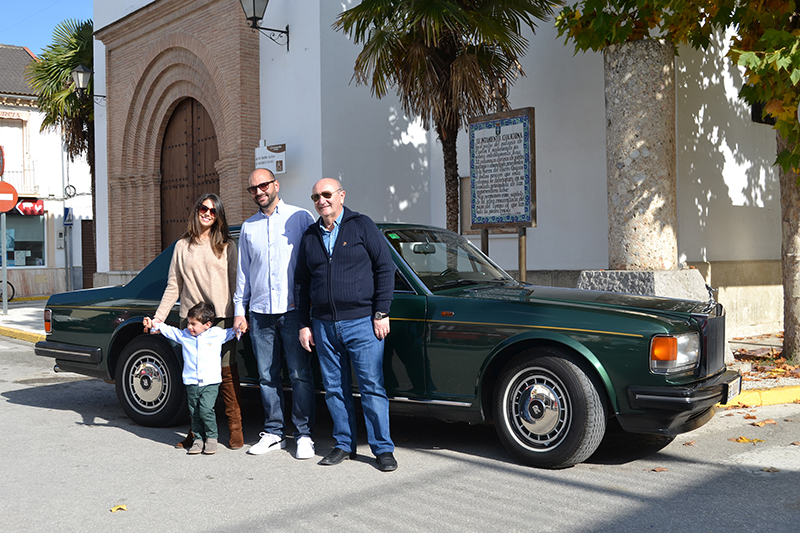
[649,332,700,375]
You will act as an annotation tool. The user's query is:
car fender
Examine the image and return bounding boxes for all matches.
[106,316,178,378]
[477,329,619,415]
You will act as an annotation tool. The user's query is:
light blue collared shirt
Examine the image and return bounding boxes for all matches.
[321,209,344,256]
[234,200,315,316]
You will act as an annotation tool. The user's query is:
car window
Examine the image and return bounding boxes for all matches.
[383,227,513,292]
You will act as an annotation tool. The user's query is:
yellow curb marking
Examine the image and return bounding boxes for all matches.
[720,385,800,407]
[0,326,45,344]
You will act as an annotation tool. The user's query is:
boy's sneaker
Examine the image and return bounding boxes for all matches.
[295,436,315,460]
[187,439,203,455]
[203,438,218,455]
[247,432,286,455]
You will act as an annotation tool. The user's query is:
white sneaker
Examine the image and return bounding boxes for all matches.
[247,432,286,455]
[295,436,315,460]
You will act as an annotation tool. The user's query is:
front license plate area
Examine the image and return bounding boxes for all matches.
[725,375,742,404]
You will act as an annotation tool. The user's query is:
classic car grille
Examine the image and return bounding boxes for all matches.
[698,313,726,376]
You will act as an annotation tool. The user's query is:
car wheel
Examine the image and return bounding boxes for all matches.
[115,335,186,427]
[494,349,607,468]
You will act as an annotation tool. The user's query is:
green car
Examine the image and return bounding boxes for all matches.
[35,223,741,468]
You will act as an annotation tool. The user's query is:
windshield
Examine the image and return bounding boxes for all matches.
[383,227,515,292]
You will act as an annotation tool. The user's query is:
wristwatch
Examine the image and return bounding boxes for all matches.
[374,311,389,320]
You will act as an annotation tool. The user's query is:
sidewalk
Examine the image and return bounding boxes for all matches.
[2,296,799,407]
[0,296,48,344]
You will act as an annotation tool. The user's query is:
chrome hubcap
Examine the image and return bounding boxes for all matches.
[519,383,560,435]
[128,355,168,409]
[506,368,570,450]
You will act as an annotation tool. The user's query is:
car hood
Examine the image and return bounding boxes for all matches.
[452,282,714,317]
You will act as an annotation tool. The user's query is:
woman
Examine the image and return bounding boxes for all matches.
[151,193,244,449]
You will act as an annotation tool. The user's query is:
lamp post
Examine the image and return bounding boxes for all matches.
[240,0,289,51]
[70,64,92,96]
[70,65,106,101]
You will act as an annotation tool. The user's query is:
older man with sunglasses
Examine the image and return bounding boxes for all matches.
[295,178,397,472]
[233,168,317,460]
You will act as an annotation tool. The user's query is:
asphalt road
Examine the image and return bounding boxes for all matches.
[2,336,800,532]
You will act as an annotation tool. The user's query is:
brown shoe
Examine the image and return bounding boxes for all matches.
[203,438,218,455]
[221,364,244,449]
[175,430,194,449]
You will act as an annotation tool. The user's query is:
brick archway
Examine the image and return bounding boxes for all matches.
[96,0,260,271]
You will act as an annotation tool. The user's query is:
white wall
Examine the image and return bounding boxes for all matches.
[676,31,780,263]
[95,0,780,275]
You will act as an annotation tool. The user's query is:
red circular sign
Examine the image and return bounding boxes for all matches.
[0,181,19,213]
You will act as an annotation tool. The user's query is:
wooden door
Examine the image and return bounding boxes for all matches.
[81,219,96,288]
[160,98,220,249]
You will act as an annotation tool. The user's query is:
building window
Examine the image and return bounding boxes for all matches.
[4,212,45,266]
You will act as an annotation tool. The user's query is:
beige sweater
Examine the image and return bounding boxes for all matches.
[154,237,238,321]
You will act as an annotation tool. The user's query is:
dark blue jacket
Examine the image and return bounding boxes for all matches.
[295,206,395,328]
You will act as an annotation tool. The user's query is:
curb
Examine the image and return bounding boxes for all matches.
[0,326,45,344]
[731,385,800,407]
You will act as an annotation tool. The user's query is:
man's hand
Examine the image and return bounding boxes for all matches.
[299,326,315,352]
[373,317,390,340]
[234,315,248,334]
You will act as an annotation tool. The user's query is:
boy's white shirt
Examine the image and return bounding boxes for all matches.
[151,322,236,386]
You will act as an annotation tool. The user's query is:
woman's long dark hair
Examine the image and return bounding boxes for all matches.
[185,193,231,258]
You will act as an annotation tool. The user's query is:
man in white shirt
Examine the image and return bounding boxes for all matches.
[234,168,316,459]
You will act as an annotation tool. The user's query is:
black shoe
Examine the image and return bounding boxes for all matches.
[375,452,398,472]
[318,448,357,466]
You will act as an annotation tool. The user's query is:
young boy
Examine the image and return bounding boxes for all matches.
[143,302,238,455]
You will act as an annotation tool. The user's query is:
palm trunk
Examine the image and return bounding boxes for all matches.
[777,132,800,363]
[438,124,460,233]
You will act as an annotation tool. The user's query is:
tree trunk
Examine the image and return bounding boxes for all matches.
[777,133,800,363]
[604,40,678,270]
[439,124,460,233]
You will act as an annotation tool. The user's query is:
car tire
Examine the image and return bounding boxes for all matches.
[115,335,186,427]
[494,349,607,469]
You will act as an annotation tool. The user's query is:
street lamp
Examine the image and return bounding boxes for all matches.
[240,0,289,51]
[70,65,106,100]
[70,65,93,96]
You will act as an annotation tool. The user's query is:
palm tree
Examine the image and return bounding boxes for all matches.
[334,0,561,232]
[25,19,95,236]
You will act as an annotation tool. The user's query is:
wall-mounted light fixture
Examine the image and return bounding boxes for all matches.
[70,65,106,100]
[240,0,289,51]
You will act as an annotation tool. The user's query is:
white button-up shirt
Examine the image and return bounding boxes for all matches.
[152,322,236,386]
[234,199,315,316]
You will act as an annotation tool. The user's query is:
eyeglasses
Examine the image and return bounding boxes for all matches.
[311,189,342,203]
[247,180,276,195]
[197,204,217,216]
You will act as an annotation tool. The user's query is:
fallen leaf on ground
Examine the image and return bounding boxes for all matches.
[763,419,777,425]
[750,421,767,427]
[744,414,757,420]
[648,467,668,472]
[682,441,697,446]
[724,413,735,417]
[785,419,794,422]
[729,436,764,444]
[791,442,800,446]
[110,504,127,513]
[762,467,780,473]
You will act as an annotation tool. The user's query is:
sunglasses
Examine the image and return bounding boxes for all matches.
[197,204,217,216]
[247,180,276,195]
[311,189,342,202]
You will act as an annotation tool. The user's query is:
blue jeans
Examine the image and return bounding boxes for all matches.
[313,316,394,455]
[250,310,315,439]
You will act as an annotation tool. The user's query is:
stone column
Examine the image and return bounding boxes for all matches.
[604,39,678,270]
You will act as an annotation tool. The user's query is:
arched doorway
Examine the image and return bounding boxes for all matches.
[160,97,220,249]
